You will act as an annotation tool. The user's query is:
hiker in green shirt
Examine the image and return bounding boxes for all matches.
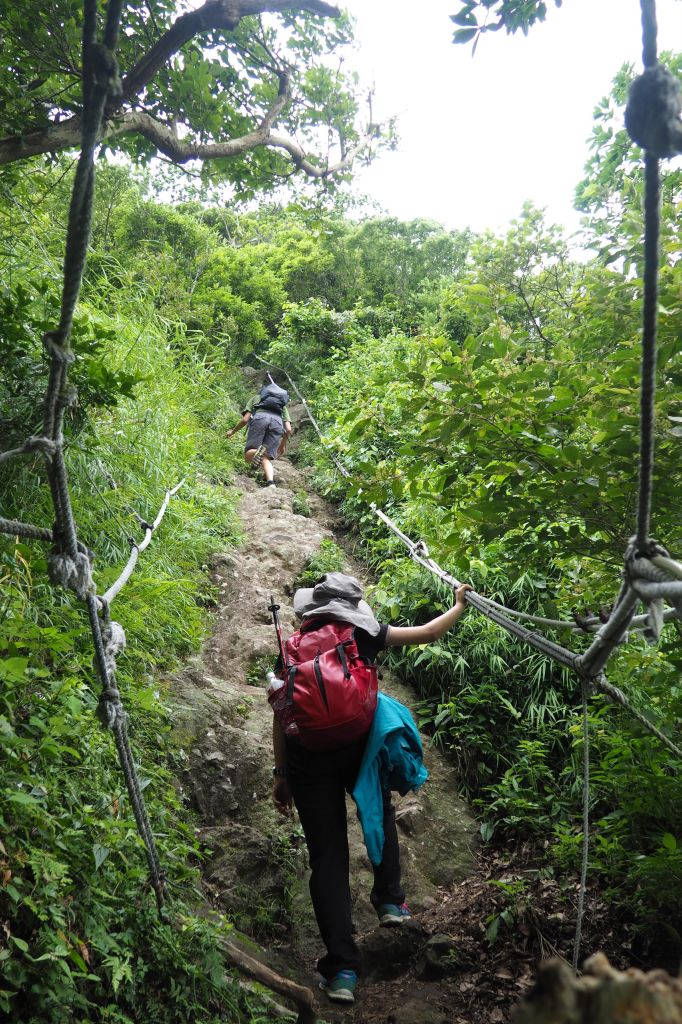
[226,383,292,488]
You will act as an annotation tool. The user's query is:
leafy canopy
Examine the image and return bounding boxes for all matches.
[450,0,562,47]
[0,0,387,197]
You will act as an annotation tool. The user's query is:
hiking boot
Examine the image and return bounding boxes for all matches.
[251,444,267,469]
[264,479,276,487]
[376,902,412,927]
[319,970,357,1004]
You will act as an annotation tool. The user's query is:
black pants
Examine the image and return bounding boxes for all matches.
[287,736,405,979]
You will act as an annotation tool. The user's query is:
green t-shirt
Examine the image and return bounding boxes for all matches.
[244,394,291,423]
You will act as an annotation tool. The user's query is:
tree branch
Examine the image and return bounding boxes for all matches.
[119,0,338,105]
[101,105,377,177]
[0,0,340,167]
[220,939,318,1024]
[266,123,379,176]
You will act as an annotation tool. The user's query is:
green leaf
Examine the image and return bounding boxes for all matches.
[453,27,479,43]
[480,820,496,842]
[450,11,478,26]
[7,792,40,806]
[0,657,29,682]
[661,833,677,852]
[93,843,110,870]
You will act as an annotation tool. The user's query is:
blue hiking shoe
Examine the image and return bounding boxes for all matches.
[377,902,412,927]
[319,969,358,1004]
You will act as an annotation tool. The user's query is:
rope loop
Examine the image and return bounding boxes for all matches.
[589,672,625,705]
[47,548,94,600]
[625,64,682,158]
[625,537,682,642]
[412,539,430,559]
[104,619,127,669]
[21,436,58,460]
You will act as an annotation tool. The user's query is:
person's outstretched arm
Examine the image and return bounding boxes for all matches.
[226,411,251,438]
[385,583,472,647]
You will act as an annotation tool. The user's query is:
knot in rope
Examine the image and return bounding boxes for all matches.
[42,331,76,364]
[96,616,127,729]
[21,436,58,460]
[47,549,94,600]
[625,64,682,158]
[412,539,430,559]
[625,538,682,643]
[97,685,127,730]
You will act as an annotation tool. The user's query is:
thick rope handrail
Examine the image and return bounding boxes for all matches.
[371,506,583,671]
[254,357,681,711]
[99,480,185,606]
[255,357,681,642]
[0,518,56,544]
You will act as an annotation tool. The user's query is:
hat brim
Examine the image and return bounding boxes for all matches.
[293,588,315,618]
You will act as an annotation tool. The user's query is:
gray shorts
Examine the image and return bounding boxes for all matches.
[245,411,284,458]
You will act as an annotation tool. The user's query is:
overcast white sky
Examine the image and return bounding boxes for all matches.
[339,0,682,236]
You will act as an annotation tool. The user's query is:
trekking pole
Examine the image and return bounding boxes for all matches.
[268,594,287,668]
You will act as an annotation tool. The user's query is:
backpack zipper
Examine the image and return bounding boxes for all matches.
[335,643,352,679]
[313,654,330,710]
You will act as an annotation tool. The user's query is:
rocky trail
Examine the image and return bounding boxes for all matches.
[165,408,682,1024]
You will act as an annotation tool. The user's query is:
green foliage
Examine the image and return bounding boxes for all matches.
[246,655,274,687]
[294,539,347,589]
[451,1,563,46]
[0,1,387,195]
[0,551,268,1023]
[292,192,682,941]
[265,298,373,382]
[291,490,311,517]
[575,54,682,268]
[0,163,278,1021]
[484,878,529,945]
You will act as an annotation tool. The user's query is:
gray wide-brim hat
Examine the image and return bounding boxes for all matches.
[293,571,381,636]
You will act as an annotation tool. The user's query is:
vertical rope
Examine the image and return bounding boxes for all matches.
[640,0,658,68]
[85,593,166,911]
[635,0,661,548]
[636,151,660,548]
[32,0,167,913]
[572,682,590,972]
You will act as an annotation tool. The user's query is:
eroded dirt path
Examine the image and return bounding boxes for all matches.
[169,438,480,1023]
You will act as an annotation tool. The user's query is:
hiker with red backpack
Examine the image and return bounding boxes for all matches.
[268,571,472,1005]
[226,380,292,487]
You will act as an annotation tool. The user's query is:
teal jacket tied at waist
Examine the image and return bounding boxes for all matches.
[352,693,428,866]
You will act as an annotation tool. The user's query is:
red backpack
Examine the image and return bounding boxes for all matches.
[269,619,378,751]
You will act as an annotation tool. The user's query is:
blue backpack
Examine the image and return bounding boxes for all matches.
[257,383,289,414]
